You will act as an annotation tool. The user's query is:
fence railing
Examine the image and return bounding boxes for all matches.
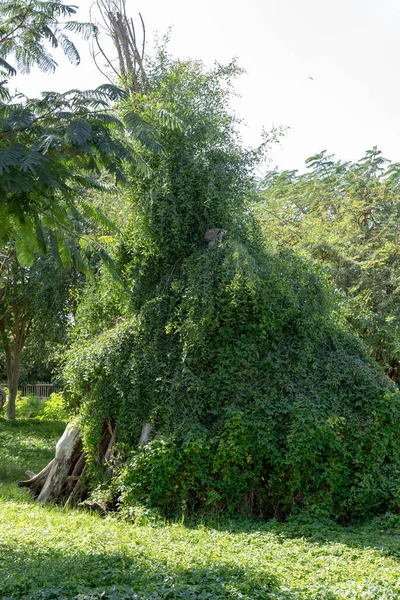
[0,382,56,399]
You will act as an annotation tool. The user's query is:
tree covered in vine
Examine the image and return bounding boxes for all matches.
[63,52,400,522]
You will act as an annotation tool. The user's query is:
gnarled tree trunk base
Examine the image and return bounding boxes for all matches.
[18,420,119,507]
[37,424,82,503]
[18,419,152,510]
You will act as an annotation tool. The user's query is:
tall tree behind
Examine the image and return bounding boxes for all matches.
[257,148,400,380]
[58,62,400,521]
[0,0,93,99]
[0,0,153,418]
[0,0,146,259]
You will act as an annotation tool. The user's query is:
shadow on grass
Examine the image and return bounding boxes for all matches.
[0,542,339,600]
[189,512,400,563]
[1,416,398,596]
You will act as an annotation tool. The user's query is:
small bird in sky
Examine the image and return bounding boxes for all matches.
[308,76,314,80]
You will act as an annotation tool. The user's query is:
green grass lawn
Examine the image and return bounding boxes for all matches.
[1,418,400,599]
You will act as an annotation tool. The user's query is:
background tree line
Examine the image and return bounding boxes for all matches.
[257,148,400,382]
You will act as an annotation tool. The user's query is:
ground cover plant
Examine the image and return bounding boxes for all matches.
[2,418,400,599]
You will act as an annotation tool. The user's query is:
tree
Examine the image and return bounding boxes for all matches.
[0,0,162,419]
[257,148,400,380]
[0,0,93,98]
[18,26,400,521]
[0,0,152,266]
[0,245,80,419]
[32,56,400,522]
[91,0,147,92]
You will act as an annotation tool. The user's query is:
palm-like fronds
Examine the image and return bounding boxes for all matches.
[64,21,98,40]
[0,1,97,98]
[0,56,16,77]
[0,84,149,279]
[0,1,180,280]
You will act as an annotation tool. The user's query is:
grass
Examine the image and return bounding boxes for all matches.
[1,418,400,599]
[0,417,66,484]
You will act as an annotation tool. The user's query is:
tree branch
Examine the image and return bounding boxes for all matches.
[0,9,30,45]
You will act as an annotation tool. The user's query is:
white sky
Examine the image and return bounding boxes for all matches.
[12,0,400,172]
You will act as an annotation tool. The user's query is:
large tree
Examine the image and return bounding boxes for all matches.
[0,0,163,419]
[47,57,400,522]
[19,13,400,523]
[0,0,148,263]
[0,0,91,97]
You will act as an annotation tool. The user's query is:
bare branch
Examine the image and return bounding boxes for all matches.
[139,12,146,61]
[91,0,147,92]
[91,33,120,80]
[90,47,114,84]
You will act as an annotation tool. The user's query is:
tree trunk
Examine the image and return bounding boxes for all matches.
[1,302,28,421]
[139,422,151,447]
[0,384,6,412]
[18,460,55,497]
[0,253,32,421]
[6,366,19,420]
[19,420,119,507]
[37,424,81,503]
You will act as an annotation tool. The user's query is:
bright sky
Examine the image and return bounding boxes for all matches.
[13,0,400,172]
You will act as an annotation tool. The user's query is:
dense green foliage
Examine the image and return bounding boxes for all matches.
[0,0,154,274]
[0,0,159,418]
[257,149,400,380]
[2,6,400,594]
[1,390,68,420]
[63,56,400,522]
[0,82,137,267]
[0,246,81,418]
[3,0,400,528]
[2,418,400,600]
[0,250,79,362]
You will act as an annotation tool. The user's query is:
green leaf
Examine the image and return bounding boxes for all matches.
[79,201,120,233]
[64,119,92,146]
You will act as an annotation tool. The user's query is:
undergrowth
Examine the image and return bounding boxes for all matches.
[2,419,400,599]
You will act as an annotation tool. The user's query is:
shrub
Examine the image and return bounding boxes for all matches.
[16,392,46,418]
[66,241,400,521]
[63,55,400,522]
[0,389,68,421]
[41,392,68,420]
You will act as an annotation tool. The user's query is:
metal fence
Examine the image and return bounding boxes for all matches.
[0,382,56,399]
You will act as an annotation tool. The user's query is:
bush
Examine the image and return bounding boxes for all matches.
[0,389,67,420]
[41,392,68,420]
[16,392,46,418]
[66,241,400,521]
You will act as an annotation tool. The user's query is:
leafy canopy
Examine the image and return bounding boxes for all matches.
[257,148,400,380]
[0,0,94,99]
[0,0,158,273]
